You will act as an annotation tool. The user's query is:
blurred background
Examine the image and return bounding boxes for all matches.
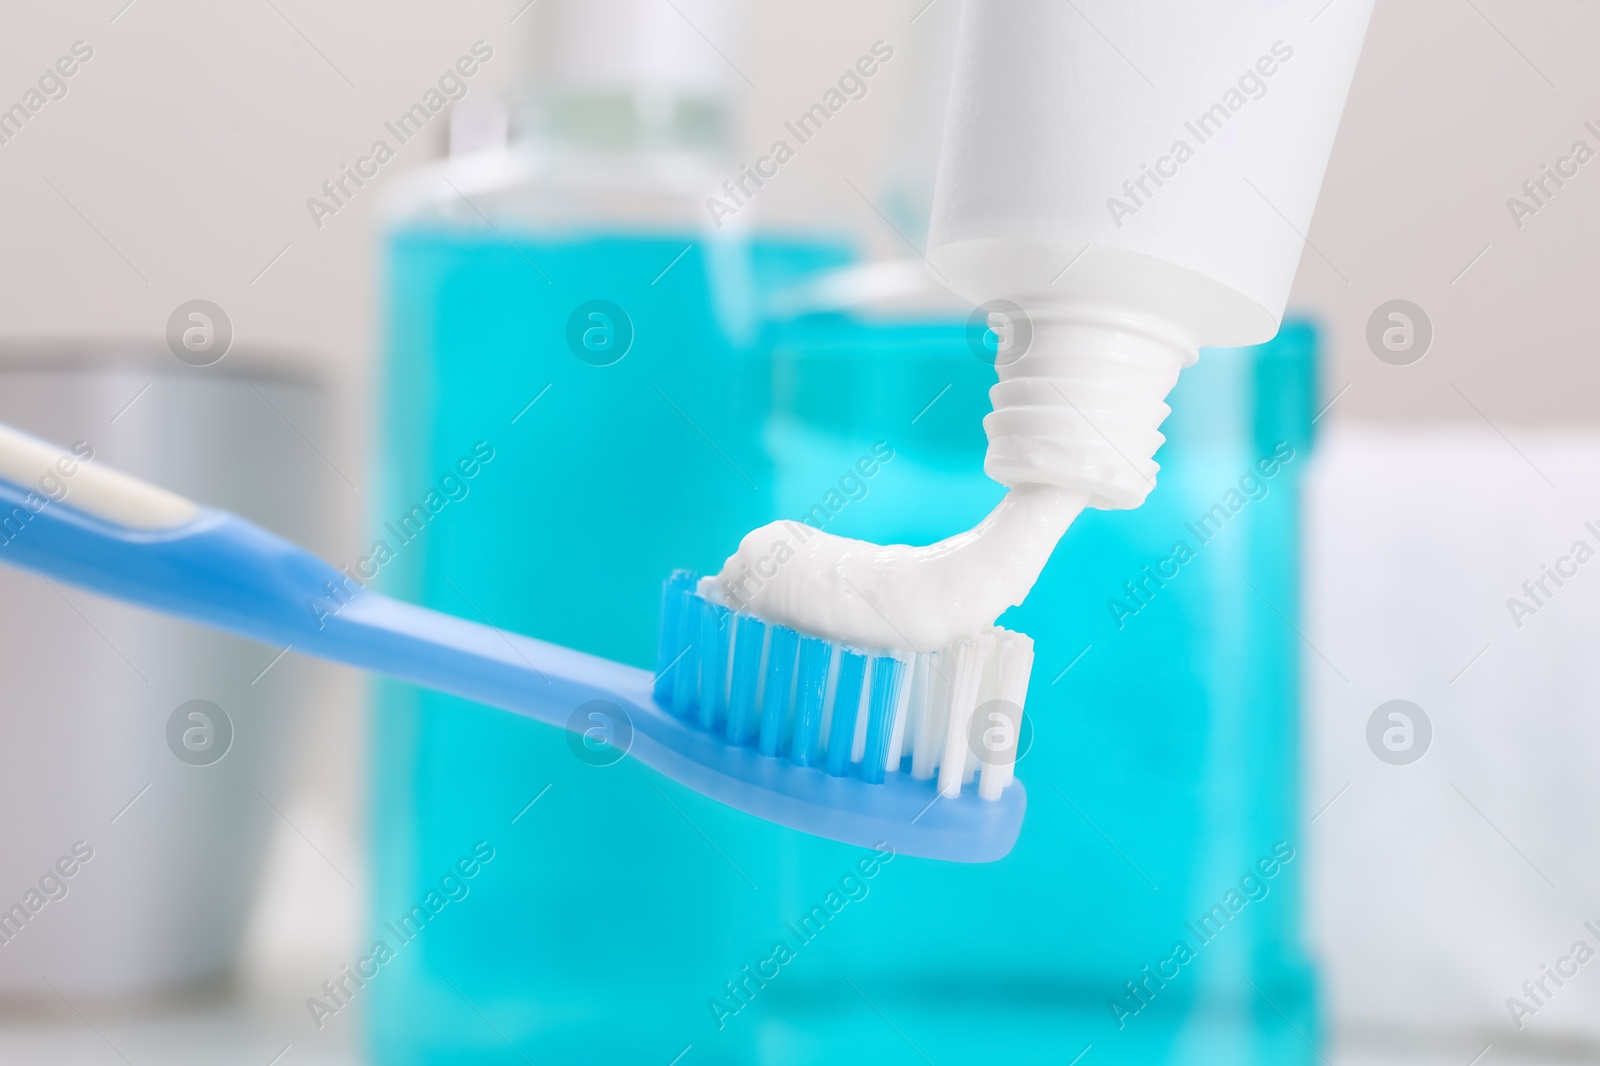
[1,0,1597,1063]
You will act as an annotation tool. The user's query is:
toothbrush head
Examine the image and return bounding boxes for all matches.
[651,571,1034,862]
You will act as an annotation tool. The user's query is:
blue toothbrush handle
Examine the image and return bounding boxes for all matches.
[0,423,624,732]
[0,422,1027,861]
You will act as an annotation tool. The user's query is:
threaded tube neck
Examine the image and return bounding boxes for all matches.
[982,303,1198,510]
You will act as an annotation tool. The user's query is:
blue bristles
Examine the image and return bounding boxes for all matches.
[790,637,832,767]
[671,589,703,717]
[824,650,867,777]
[653,570,697,704]
[725,613,766,746]
[653,573,1032,800]
[758,625,798,758]
[697,602,731,732]
[861,656,906,784]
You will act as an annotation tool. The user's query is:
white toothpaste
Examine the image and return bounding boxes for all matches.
[703,485,1085,654]
[706,1,1374,654]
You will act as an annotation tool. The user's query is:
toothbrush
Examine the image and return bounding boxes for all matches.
[0,422,1027,862]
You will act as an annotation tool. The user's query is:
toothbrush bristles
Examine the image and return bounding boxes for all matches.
[654,571,1032,800]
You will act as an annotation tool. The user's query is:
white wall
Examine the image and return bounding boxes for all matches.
[4,0,1594,423]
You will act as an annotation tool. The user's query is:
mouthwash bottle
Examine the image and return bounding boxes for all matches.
[751,293,1321,1066]
[368,3,844,1062]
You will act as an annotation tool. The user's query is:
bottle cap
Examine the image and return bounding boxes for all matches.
[531,0,740,96]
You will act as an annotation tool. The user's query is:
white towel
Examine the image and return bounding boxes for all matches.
[1307,423,1600,1047]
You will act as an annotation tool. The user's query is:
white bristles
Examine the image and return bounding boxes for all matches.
[970,636,1004,788]
[911,651,946,780]
[891,633,1034,799]
[966,630,992,781]
[978,631,1033,800]
[937,639,986,798]
[998,633,1034,790]
[818,642,842,745]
